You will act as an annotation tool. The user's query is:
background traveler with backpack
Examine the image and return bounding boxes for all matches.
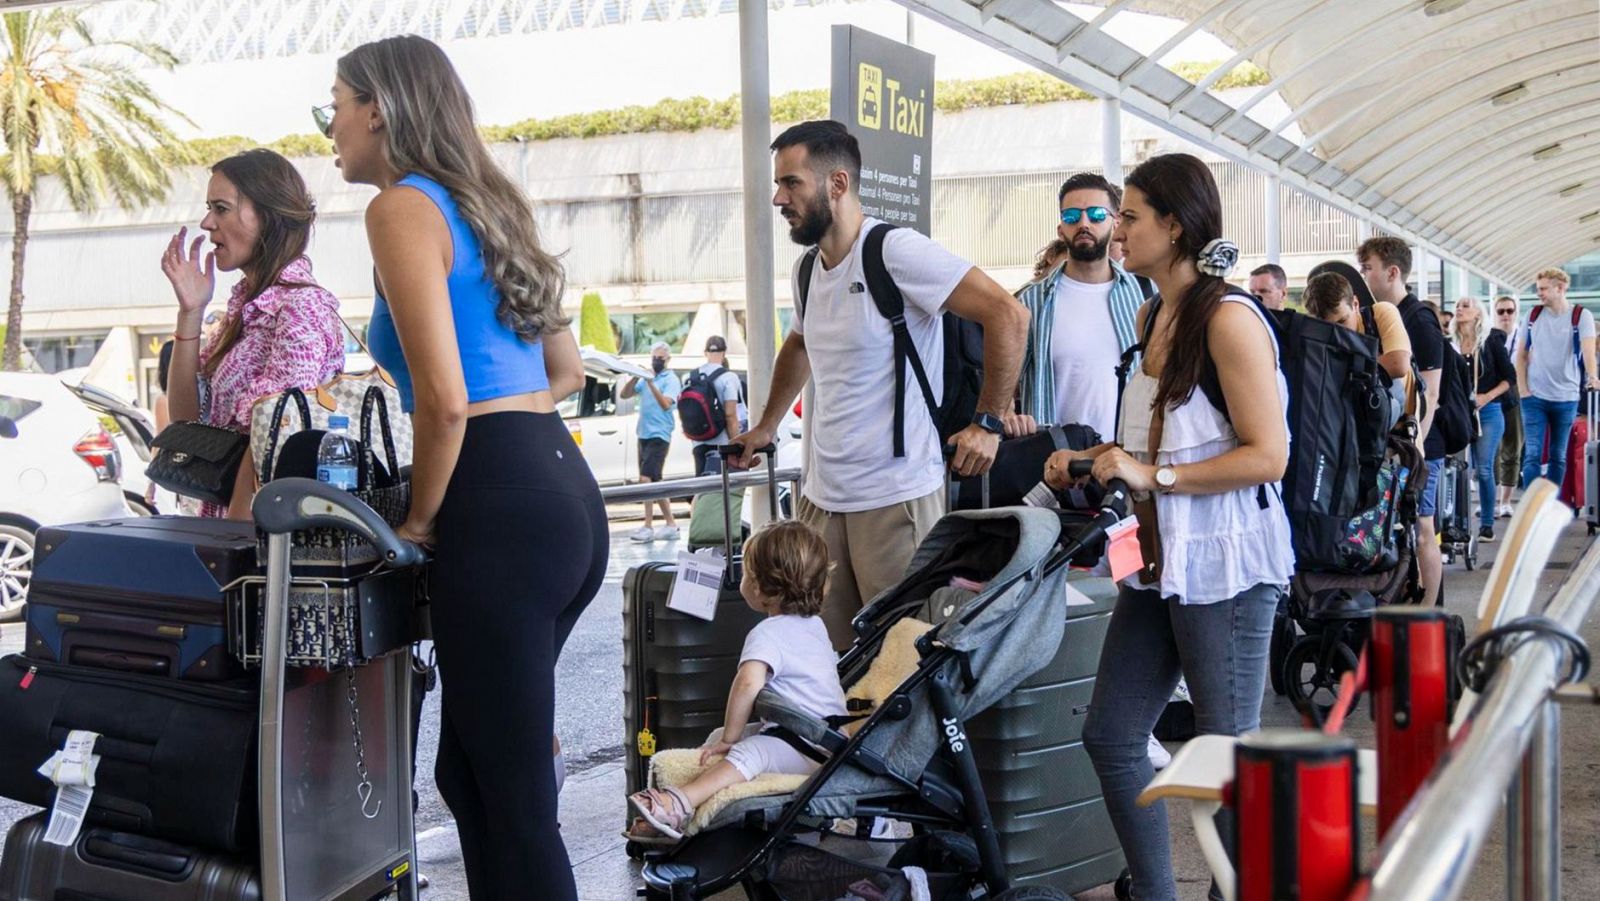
[681,335,745,475]
[1515,268,1599,491]
[1044,153,1292,901]
[1452,296,1513,541]
[732,119,1029,652]
[331,35,603,900]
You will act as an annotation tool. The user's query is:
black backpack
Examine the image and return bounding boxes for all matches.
[1122,289,1397,574]
[1432,332,1475,456]
[679,365,738,441]
[797,223,983,458]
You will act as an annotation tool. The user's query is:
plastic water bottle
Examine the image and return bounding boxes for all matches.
[316,414,359,490]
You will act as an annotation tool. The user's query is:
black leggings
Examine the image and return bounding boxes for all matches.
[428,412,608,900]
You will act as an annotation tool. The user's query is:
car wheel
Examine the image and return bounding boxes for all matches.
[0,524,34,623]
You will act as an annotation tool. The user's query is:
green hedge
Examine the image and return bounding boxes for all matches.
[22,62,1270,170]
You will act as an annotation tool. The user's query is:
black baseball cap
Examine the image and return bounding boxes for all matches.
[705,336,727,353]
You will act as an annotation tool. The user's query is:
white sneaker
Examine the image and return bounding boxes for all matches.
[1147,734,1171,770]
[654,525,681,541]
[1497,504,1514,519]
[629,526,656,542]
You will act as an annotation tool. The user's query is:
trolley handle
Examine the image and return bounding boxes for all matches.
[252,477,425,568]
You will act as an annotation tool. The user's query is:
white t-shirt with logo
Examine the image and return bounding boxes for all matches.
[740,614,846,722]
[1049,272,1121,442]
[791,219,974,512]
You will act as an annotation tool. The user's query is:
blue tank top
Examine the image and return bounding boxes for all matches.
[366,173,548,413]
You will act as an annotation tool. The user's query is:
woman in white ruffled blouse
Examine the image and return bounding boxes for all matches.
[1044,152,1293,901]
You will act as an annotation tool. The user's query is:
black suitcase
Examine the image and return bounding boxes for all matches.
[0,655,257,853]
[949,423,1101,510]
[0,812,260,901]
[622,446,780,827]
[25,517,258,681]
[969,574,1127,894]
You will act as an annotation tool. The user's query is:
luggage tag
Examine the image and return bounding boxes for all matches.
[1022,481,1060,509]
[667,549,726,622]
[1104,515,1145,584]
[37,730,101,847]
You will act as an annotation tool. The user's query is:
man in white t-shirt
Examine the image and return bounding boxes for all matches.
[1014,173,1147,443]
[689,335,746,476]
[733,119,1029,650]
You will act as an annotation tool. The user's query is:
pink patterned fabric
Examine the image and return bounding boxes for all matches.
[196,256,344,516]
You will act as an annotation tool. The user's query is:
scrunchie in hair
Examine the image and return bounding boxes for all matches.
[1196,239,1239,278]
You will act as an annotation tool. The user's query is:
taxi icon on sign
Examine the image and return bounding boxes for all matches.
[857,63,883,130]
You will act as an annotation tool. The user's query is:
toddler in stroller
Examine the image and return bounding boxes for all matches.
[1272,423,1427,722]
[628,520,845,842]
[635,488,1132,901]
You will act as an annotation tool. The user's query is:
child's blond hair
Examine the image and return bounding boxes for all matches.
[742,520,828,616]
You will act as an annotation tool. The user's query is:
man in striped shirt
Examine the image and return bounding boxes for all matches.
[1013,173,1147,442]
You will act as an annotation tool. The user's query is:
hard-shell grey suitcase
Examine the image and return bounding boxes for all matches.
[622,446,783,831]
[968,573,1126,894]
[0,812,260,901]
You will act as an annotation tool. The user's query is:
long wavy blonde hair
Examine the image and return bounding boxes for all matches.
[337,35,568,339]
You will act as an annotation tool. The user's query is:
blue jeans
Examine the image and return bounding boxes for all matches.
[1082,582,1282,901]
[1472,403,1506,528]
[1520,397,1580,490]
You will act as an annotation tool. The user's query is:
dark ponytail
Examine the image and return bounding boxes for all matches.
[1124,154,1228,414]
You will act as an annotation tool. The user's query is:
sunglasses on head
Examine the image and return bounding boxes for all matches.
[1060,206,1112,225]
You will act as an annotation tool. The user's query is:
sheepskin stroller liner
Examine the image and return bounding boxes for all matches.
[637,506,1089,900]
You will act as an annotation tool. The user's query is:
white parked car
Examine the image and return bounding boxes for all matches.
[0,372,134,621]
[562,349,803,488]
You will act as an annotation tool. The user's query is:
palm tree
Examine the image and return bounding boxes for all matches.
[0,9,191,370]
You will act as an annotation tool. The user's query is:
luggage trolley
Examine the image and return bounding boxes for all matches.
[249,478,426,901]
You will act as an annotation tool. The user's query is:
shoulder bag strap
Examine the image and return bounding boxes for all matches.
[862,223,941,458]
[796,247,819,322]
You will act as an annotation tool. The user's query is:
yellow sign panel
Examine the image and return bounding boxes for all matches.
[857,62,883,131]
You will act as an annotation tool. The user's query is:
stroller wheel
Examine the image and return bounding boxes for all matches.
[1269,606,1296,696]
[626,840,647,860]
[1284,635,1359,726]
[1114,868,1133,900]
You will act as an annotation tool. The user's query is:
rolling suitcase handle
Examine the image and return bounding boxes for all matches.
[713,443,779,572]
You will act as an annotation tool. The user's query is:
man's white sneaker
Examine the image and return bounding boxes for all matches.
[1497,504,1514,519]
[629,526,656,542]
[1147,734,1171,770]
[654,525,681,541]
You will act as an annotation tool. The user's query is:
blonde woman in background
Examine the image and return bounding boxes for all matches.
[1453,296,1514,540]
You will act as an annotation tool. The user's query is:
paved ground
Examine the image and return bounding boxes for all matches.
[3,505,1599,899]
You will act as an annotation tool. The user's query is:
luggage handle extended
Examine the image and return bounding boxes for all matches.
[713,443,779,574]
[252,477,424,569]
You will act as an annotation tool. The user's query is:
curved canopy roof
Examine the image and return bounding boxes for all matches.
[899,0,1600,286]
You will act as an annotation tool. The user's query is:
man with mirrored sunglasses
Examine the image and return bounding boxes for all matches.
[1013,172,1147,445]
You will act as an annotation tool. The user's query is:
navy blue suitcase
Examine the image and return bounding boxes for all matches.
[25,517,257,681]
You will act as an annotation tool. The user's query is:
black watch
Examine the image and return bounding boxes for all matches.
[973,412,1006,436]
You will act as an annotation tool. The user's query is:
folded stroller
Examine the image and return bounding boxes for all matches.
[1272,423,1427,722]
[637,495,1129,901]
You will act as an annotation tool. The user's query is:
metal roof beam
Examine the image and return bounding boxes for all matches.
[1114,0,1256,83]
[1166,2,1351,118]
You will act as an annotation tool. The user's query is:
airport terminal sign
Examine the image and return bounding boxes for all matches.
[830,26,934,236]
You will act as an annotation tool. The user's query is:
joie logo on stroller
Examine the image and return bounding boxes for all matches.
[943,717,968,753]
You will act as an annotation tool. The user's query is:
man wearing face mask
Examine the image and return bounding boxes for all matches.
[621,341,683,541]
[1013,173,1149,443]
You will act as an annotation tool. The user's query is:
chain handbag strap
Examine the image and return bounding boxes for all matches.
[359,385,401,489]
[346,669,382,819]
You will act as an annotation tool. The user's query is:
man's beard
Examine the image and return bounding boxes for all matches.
[1068,231,1110,263]
[787,194,834,246]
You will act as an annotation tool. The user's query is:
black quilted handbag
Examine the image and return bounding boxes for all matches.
[147,421,249,506]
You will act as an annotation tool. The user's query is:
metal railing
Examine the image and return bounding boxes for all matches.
[597,466,802,506]
[1366,489,1599,900]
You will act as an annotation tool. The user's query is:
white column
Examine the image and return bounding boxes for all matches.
[1265,174,1281,264]
[739,0,777,527]
[1414,245,1429,299]
[1101,98,1123,184]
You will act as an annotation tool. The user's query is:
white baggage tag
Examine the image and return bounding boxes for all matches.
[1022,481,1060,509]
[37,730,100,847]
[668,550,726,622]
[1064,581,1095,607]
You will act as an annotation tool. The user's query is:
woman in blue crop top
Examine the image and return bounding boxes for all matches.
[324,35,603,900]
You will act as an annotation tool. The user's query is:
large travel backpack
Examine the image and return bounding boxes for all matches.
[1432,335,1475,456]
[679,366,736,441]
[1125,289,1397,575]
[797,223,984,458]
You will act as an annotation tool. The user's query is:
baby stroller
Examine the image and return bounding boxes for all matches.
[1271,423,1427,723]
[636,490,1131,900]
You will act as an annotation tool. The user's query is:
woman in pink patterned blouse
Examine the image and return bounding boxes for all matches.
[159,149,345,518]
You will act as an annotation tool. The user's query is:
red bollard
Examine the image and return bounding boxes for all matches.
[1235,731,1359,901]
[1371,607,1453,838]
